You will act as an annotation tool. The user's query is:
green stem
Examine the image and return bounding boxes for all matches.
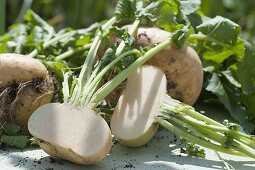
[78,16,117,82]
[115,19,140,56]
[176,111,255,148]
[84,49,140,107]
[156,118,245,157]
[161,111,252,155]
[55,43,92,61]
[62,72,71,103]
[231,140,255,159]
[69,16,117,105]
[163,99,254,142]
[167,101,255,143]
[160,98,255,158]
[28,31,77,57]
[81,49,112,95]
[91,37,173,105]
[83,19,140,106]
[161,113,214,142]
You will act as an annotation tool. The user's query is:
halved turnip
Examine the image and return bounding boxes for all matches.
[0,53,54,128]
[111,65,166,146]
[28,103,112,165]
[111,65,255,159]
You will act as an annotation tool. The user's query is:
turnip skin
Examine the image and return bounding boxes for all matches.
[28,103,112,165]
[0,53,54,128]
[122,26,203,105]
[111,65,166,147]
[0,53,48,88]
[12,76,54,128]
[147,44,203,105]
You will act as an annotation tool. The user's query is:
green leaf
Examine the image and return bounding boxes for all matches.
[0,33,12,41]
[241,93,255,116]
[154,1,180,31]
[29,26,44,44]
[205,73,254,131]
[4,24,28,53]
[203,49,235,64]
[0,41,8,53]
[3,123,21,135]
[8,24,27,36]
[221,70,241,88]
[115,0,137,19]
[111,27,134,46]
[197,16,240,44]
[1,135,30,149]
[206,73,225,96]
[136,1,162,22]
[201,38,244,64]
[237,42,255,94]
[171,25,190,48]
[75,35,91,46]
[45,61,68,83]
[24,9,55,41]
[180,0,201,15]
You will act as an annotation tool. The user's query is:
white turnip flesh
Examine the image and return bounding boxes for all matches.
[111,65,167,147]
[28,103,112,165]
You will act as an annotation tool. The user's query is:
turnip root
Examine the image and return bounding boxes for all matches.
[0,53,54,128]
[121,26,203,105]
[28,103,112,165]
[111,65,255,159]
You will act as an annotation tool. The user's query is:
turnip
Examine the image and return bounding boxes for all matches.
[111,65,255,158]
[27,17,117,164]
[118,26,203,105]
[28,103,112,165]
[111,65,166,146]
[0,53,54,128]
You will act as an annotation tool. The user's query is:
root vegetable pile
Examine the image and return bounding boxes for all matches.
[1,0,255,167]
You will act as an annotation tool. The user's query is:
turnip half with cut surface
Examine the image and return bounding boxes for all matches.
[111,65,255,159]
[28,103,112,165]
[111,65,166,146]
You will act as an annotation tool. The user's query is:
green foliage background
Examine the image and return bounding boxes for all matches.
[1,0,254,44]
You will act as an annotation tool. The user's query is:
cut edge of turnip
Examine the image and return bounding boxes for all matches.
[28,103,112,165]
[110,65,167,147]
